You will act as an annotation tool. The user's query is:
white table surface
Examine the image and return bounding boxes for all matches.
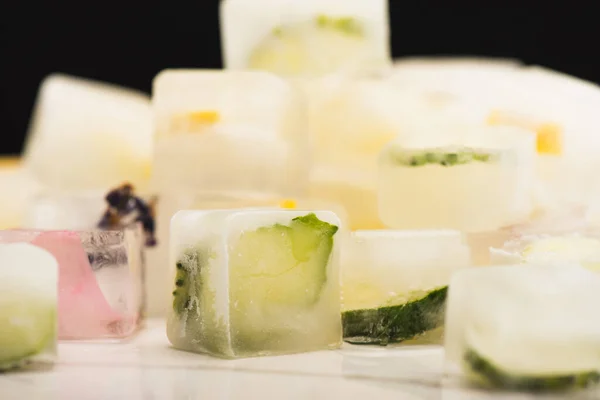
[0,320,594,400]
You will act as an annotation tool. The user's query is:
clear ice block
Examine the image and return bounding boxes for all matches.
[490,231,600,271]
[0,243,57,371]
[220,0,390,78]
[0,228,144,340]
[167,209,342,358]
[378,126,536,232]
[341,230,471,345]
[151,69,309,197]
[24,74,153,191]
[445,264,600,392]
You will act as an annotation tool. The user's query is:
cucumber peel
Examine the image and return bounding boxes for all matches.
[342,286,447,345]
[464,348,600,392]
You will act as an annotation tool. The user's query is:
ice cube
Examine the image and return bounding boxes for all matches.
[341,230,471,345]
[0,157,41,229]
[309,166,383,230]
[167,209,342,358]
[24,74,153,191]
[378,126,537,232]
[0,242,57,371]
[220,0,390,78]
[490,232,600,272]
[0,228,144,340]
[151,70,309,197]
[445,264,600,392]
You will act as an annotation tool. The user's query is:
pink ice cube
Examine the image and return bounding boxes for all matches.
[0,229,141,340]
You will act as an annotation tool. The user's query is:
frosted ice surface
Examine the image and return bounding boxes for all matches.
[0,242,58,370]
[445,264,600,390]
[167,208,342,358]
[220,0,390,78]
[24,74,153,191]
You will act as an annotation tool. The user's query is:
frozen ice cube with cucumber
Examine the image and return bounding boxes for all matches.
[167,209,342,358]
[0,243,58,371]
[445,264,600,392]
[341,230,471,345]
[220,0,390,78]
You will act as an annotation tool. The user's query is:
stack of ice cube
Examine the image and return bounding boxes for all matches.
[445,264,600,392]
[148,69,311,316]
[341,230,471,345]
[0,242,58,370]
[24,74,153,192]
[167,209,342,358]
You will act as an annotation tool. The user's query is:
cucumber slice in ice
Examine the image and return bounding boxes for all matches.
[388,149,496,168]
[248,18,369,77]
[342,286,447,345]
[228,213,338,351]
[0,298,56,370]
[464,348,600,392]
[170,247,229,354]
[172,249,205,315]
[231,213,338,307]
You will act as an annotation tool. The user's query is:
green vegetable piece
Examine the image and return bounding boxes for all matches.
[315,14,330,27]
[342,286,448,345]
[272,26,283,37]
[464,349,600,392]
[333,17,363,36]
[410,153,428,167]
[473,153,491,162]
[172,249,205,314]
[425,152,442,163]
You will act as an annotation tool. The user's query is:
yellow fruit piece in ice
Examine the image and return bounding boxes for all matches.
[486,110,562,155]
[536,123,562,155]
[170,111,220,133]
[279,199,297,209]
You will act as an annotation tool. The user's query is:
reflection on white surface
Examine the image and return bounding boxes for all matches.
[1,320,598,400]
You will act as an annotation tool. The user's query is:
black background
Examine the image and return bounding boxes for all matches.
[1,2,596,155]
